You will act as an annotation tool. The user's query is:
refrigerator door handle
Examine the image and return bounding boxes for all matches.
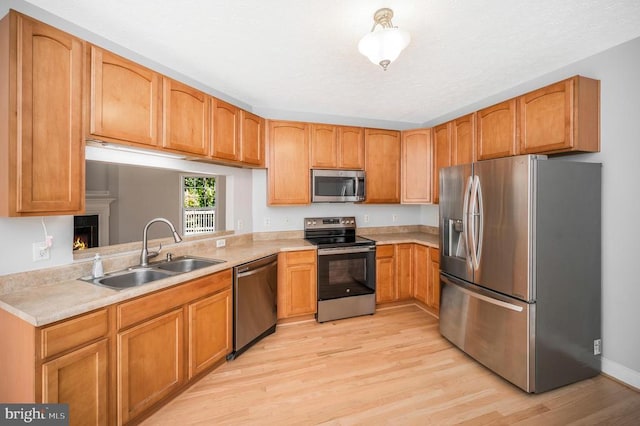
[469,175,480,270]
[462,175,473,268]
[441,274,524,312]
[475,175,484,268]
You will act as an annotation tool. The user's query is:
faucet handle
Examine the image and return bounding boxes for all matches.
[147,243,163,260]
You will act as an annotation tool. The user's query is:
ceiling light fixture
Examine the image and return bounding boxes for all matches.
[358,8,411,71]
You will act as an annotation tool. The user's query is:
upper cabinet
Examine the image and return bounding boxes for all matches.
[477,99,518,160]
[211,98,240,161]
[338,126,365,169]
[432,122,452,204]
[310,125,364,169]
[88,46,161,147]
[239,110,265,166]
[401,128,432,204]
[162,78,210,156]
[365,129,401,203]
[518,76,599,154]
[0,11,85,216]
[310,124,338,168]
[267,120,310,205]
[452,113,475,165]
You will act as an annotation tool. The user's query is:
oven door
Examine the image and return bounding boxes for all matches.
[317,246,376,300]
[311,170,365,202]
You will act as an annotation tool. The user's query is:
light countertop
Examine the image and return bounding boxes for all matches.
[0,231,439,327]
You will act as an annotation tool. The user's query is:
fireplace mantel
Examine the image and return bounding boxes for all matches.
[84,192,116,247]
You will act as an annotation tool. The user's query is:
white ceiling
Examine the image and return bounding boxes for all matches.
[18,0,640,127]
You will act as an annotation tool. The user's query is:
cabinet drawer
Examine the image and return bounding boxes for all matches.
[40,309,109,359]
[117,269,232,330]
[376,245,394,258]
[283,250,316,265]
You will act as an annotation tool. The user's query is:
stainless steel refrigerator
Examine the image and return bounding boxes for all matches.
[439,154,601,393]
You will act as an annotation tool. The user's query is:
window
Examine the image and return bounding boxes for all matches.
[182,175,217,235]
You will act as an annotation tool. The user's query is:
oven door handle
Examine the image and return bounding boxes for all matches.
[317,246,375,256]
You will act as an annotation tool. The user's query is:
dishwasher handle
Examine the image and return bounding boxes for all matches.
[235,260,277,278]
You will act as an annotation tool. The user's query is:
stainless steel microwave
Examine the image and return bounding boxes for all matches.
[311,169,365,203]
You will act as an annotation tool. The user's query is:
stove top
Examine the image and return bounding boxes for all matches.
[303,216,375,248]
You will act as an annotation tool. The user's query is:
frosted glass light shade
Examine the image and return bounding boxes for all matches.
[358,28,411,70]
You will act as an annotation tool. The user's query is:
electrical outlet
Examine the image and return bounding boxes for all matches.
[392,214,398,222]
[264,217,270,227]
[237,220,243,230]
[216,239,226,248]
[364,214,370,223]
[284,217,290,225]
[32,242,50,261]
[594,339,602,355]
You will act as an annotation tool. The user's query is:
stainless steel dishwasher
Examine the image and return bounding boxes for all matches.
[228,254,278,359]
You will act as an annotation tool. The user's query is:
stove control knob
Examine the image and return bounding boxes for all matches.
[306,220,312,226]
[312,220,317,225]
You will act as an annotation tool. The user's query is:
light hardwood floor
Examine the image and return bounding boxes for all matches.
[142,305,640,425]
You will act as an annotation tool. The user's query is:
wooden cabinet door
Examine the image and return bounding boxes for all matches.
[4,13,84,215]
[42,339,109,426]
[401,128,432,204]
[89,46,161,147]
[277,251,317,318]
[412,244,429,305]
[211,98,240,161]
[477,99,517,160]
[188,288,232,378]
[395,244,413,300]
[427,248,441,313]
[375,245,395,303]
[518,76,599,154]
[239,110,264,166]
[432,123,452,204]
[267,121,310,205]
[310,124,338,168]
[118,309,184,425]
[365,129,401,203]
[452,113,475,165]
[338,126,364,169]
[162,78,210,156]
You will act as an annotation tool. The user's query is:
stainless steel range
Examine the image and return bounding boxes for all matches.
[304,217,376,323]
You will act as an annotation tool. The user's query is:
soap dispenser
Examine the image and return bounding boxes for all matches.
[92,254,104,278]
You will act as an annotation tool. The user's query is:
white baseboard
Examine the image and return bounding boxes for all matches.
[602,357,640,390]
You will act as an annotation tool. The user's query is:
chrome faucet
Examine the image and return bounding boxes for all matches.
[140,218,183,267]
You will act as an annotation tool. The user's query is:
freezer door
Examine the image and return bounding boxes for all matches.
[439,163,473,282]
[439,273,534,392]
[473,155,535,301]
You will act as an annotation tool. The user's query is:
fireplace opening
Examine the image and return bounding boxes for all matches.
[74,215,99,250]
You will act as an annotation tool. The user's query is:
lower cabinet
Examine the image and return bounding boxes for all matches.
[414,246,441,315]
[277,250,317,319]
[427,247,441,312]
[188,288,232,378]
[42,339,109,426]
[377,243,441,315]
[117,309,184,424]
[116,269,232,424]
[376,244,414,303]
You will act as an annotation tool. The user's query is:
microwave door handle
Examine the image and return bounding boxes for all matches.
[354,177,359,198]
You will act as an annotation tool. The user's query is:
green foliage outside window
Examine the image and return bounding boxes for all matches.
[183,176,216,208]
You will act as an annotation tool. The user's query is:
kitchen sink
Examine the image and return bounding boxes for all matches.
[94,269,173,289]
[82,255,226,290]
[154,256,225,273]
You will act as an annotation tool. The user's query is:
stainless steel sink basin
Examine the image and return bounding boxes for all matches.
[82,255,226,290]
[154,256,225,273]
[95,269,173,289]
